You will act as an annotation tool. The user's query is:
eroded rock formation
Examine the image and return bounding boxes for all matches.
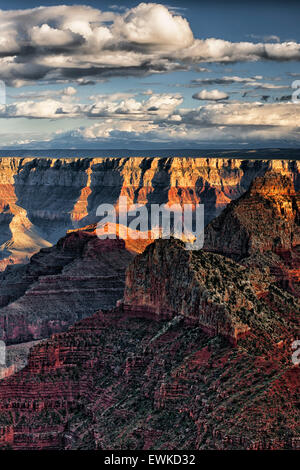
[0,168,298,450]
[0,230,133,343]
[0,237,298,449]
[204,172,300,296]
[0,157,299,268]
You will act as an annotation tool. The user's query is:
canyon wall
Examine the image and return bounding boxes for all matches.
[0,157,299,269]
[204,172,300,297]
[0,168,298,449]
[0,232,133,343]
[124,239,254,345]
[204,172,300,258]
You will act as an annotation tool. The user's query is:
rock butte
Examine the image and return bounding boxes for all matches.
[0,235,298,449]
[204,172,300,297]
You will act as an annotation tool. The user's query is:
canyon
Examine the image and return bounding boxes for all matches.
[0,157,299,269]
[0,169,298,450]
[0,163,299,345]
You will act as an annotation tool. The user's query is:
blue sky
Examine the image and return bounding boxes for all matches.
[0,1,300,148]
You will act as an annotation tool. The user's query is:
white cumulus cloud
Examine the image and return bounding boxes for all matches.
[192,89,229,101]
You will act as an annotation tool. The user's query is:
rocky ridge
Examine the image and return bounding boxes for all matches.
[0,171,298,449]
[204,172,300,297]
[0,230,133,343]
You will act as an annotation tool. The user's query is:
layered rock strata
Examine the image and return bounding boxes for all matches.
[0,238,298,449]
[0,157,299,268]
[204,172,300,296]
[0,169,298,449]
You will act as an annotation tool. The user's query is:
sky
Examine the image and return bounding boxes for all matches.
[0,0,300,149]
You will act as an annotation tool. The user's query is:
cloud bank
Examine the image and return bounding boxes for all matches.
[1,3,300,86]
[2,90,299,147]
[192,89,229,101]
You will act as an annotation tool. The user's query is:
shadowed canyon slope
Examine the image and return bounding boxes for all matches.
[0,236,298,450]
[0,157,299,269]
[0,231,133,344]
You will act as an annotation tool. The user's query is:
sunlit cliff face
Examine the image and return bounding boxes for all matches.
[0,157,299,269]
